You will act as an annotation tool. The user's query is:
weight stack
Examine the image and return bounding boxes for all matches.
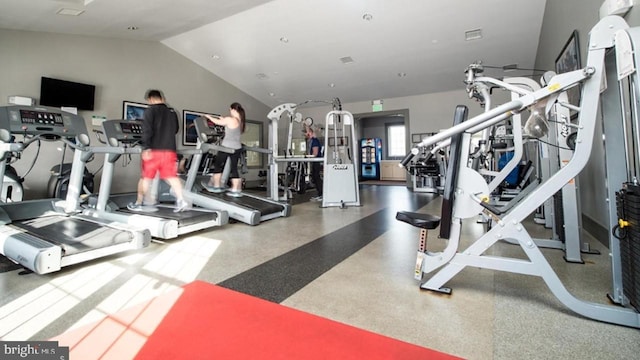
[616,183,640,311]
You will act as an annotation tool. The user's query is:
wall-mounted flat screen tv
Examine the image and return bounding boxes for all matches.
[39,76,96,110]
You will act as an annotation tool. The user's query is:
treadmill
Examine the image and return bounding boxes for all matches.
[184,116,291,226]
[82,119,228,239]
[0,105,151,274]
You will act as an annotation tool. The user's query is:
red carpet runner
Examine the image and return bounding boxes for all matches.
[54,281,459,359]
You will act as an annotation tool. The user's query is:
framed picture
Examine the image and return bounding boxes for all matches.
[122,101,148,120]
[555,30,581,116]
[411,133,432,144]
[183,109,219,146]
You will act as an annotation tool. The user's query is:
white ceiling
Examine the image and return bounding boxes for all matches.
[0,0,547,108]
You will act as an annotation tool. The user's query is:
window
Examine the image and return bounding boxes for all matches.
[243,121,264,168]
[387,124,406,157]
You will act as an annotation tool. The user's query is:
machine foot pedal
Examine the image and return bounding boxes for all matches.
[420,284,452,295]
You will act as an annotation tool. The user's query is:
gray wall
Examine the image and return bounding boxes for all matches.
[534,1,640,237]
[0,29,270,199]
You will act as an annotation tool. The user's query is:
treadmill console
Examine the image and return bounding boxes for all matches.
[120,122,143,135]
[0,105,90,146]
[193,116,225,144]
[211,124,225,135]
[19,109,64,126]
[101,119,143,147]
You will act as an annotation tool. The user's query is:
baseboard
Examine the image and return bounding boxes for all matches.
[582,214,609,248]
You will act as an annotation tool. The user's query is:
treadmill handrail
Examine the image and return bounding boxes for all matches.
[242,144,272,154]
[202,143,235,154]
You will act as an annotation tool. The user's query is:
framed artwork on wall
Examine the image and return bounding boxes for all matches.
[183,109,219,146]
[555,30,581,116]
[411,133,432,144]
[122,101,148,120]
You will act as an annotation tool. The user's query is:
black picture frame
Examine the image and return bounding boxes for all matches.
[122,101,148,120]
[555,30,581,116]
[183,109,219,146]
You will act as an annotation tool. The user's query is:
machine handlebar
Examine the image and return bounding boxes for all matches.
[400,148,419,168]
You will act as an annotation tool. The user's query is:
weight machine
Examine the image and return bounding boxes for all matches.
[267,103,319,201]
[322,107,360,208]
[464,65,590,262]
[267,99,360,207]
[407,134,445,193]
[396,16,640,327]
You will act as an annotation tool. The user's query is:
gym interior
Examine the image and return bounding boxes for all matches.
[1,1,640,359]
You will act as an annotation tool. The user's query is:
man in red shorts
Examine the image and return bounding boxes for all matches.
[127,89,190,212]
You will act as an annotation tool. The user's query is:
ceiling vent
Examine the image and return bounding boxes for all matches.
[256,73,269,80]
[340,56,355,64]
[56,8,85,16]
[464,29,483,41]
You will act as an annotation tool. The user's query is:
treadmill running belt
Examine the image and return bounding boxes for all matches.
[202,190,283,215]
[118,207,217,227]
[14,215,132,256]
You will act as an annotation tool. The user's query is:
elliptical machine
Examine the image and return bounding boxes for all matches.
[1,160,23,202]
[47,143,95,199]
[1,137,26,202]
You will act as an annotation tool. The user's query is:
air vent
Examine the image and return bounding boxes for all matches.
[340,56,355,64]
[465,29,483,41]
[256,73,269,80]
[56,8,84,16]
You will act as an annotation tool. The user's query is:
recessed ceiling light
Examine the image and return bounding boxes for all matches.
[280,37,289,43]
[328,83,336,88]
[211,55,221,60]
[269,92,276,97]
[127,26,139,31]
[465,29,483,41]
[56,8,84,16]
[362,13,373,21]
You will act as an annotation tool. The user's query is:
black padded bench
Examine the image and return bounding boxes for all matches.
[396,211,441,254]
[395,211,441,230]
[395,105,469,256]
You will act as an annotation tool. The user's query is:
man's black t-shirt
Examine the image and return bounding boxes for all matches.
[142,103,179,151]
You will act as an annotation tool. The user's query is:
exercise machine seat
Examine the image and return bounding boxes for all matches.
[395,211,441,230]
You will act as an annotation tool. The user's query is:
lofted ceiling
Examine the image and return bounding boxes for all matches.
[0,0,547,107]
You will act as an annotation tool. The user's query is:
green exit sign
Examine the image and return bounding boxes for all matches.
[372,100,383,112]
